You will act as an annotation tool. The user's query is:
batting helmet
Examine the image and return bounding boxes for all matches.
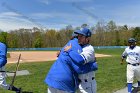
[74,28,92,37]
[128,38,137,43]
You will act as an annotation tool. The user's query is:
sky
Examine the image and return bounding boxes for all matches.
[0,0,140,31]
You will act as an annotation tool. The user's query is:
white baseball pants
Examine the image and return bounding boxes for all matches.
[48,86,71,93]
[0,66,10,90]
[77,79,96,93]
[127,64,140,83]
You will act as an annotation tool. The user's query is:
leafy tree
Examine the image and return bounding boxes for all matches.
[34,38,42,48]
[0,20,137,47]
[7,31,18,48]
[0,32,8,45]
[132,27,140,45]
[115,30,120,46]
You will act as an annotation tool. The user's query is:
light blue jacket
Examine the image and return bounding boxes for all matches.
[44,38,97,93]
[0,42,7,68]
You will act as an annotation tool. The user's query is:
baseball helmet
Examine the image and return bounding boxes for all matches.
[128,38,137,43]
[74,28,92,37]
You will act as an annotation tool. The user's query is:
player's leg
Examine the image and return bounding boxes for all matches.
[48,86,71,93]
[77,81,91,93]
[77,78,97,93]
[48,86,57,93]
[133,65,140,93]
[0,67,10,90]
[127,65,134,93]
[135,65,140,86]
[0,67,21,93]
[8,86,22,93]
[91,79,96,93]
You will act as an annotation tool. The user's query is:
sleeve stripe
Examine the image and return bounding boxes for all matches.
[80,54,87,64]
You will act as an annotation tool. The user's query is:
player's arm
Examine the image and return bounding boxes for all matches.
[80,45,95,63]
[56,50,61,57]
[64,44,98,74]
[64,44,95,65]
[64,44,86,65]
[121,51,127,65]
[72,61,98,74]
[121,56,124,65]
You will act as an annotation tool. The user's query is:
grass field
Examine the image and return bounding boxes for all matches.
[0,48,127,93]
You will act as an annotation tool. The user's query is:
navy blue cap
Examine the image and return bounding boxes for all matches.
[74,28,92,37]
[128,38,137,43]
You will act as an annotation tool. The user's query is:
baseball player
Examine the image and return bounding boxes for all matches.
[121,38,140,93]
[64,30,97,93]
[45,28,98,93]
[0,42,21,93]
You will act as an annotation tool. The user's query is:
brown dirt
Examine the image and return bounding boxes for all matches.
[7,51,111,63]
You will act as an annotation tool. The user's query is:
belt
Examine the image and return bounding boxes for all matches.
[80,77,95,82]
[128,63,140,66]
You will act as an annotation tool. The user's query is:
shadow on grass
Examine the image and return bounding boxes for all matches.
[22,91,33,93]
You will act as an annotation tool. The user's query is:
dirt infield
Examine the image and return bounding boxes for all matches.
[7,51,111,63]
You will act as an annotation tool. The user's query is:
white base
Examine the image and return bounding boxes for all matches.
[6,70,30,76]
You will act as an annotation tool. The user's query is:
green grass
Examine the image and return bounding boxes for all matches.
[95,49,126,93]
[0,49,127,93]
[96,57,126,93]
[95,48,127,93]
[95,48,124,56]
[0,61,54,93]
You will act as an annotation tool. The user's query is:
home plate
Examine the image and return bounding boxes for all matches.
[6,70,30,76]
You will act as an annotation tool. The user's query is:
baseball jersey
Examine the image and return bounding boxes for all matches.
[79,44,96,80]
[80,44,95,64]
[122,46,140,64]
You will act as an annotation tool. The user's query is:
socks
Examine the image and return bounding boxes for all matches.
[128,83,132,93]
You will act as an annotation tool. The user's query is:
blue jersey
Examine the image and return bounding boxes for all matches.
[44,38,97,92]
[0,42,7,68]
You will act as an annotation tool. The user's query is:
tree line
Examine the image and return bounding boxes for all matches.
[0,20,140,48]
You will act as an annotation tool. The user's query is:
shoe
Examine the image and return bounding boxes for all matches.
[16,88,22,93]
[137,86,140,90]
[131,86,140,93]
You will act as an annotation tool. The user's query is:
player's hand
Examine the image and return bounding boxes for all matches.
[64,43,72,52]
[120,61,123,65]
[56,50,61,57]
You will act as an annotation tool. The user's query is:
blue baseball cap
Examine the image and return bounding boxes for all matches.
[74,28,92,37]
